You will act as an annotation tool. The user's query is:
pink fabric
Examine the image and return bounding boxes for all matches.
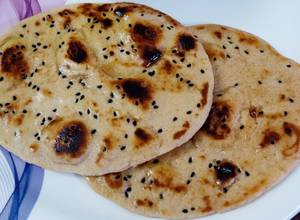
[0,0,66,34]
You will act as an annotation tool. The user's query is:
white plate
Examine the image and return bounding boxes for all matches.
[16,0,300,219]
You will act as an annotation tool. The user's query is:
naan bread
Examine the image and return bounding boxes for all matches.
[87,24,300,218]
[0,3,214,175]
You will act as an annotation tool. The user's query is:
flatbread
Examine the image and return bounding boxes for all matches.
[0,3,214,175]
[87,24,300,219]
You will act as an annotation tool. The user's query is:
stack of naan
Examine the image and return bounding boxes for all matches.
[1,2,299,219]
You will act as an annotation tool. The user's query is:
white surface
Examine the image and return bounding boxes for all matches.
[0,152,15,211]
[30,0,300,220]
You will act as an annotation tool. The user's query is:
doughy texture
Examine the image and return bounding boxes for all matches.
[0,3,213,175]
[87,24,300,218]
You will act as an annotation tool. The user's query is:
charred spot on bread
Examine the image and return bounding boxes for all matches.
[1,46,28,79]
[120,78,153,107]
[114,6,133,17]
[178,34,196,51]
[213,160,239,189]
[201,83,209,106]
[260,129,280,147]
[101,18,113,29]
[201,102,231,139]
[67,40,88,63]
[135,128,153,143]
[131,22,161,44]
[140,46,162,67]
[213,31,222,39]
[54,121,88,158]
[104,173,123,189]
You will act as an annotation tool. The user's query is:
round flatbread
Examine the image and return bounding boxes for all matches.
[87,24,300,218]
[0,3,214,175]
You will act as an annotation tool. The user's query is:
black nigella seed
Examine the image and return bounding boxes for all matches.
[245,171,250,176]
[52,109,57,112]
[91,129,97,134]
[208,163,213,168]
[223,188,228,193]
[284,111,288,116]
[186,110,192,115]
[22,109,27,114]
[140,177,146,183]
[190,172,195,177]
[258,80,262,84]
[200,69,205,74]
[126,187,131,192]
[186,180,191,184]
[97,85,102,89]
[132,121,137,126]
[173,117,178,121]
[0,77,4,81]
[286,64,291,68]
[157,128,163,133]
[12,96,17,101]
[159,193,164,199]
[124,192,129,198]
[93,114,98,119]
[108,99,113,103]
[188,157,193,163]
[120,146,126,151]
[289,98,294,103]
[187,63,192,68]
[182,209,188,213]
[240,125,244,129]
[19,34,24,38]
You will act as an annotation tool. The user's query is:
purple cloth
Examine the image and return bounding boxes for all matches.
[0,148,44,220]
[0,0,66,34]
[0,1,66,219]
